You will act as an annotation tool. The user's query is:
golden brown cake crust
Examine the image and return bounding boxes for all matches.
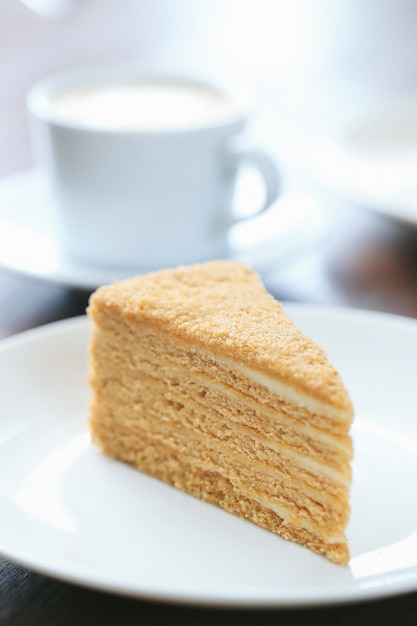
[88,261,353,411]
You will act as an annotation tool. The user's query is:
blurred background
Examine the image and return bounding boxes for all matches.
[4,0,417,176]
[1,0,417,335]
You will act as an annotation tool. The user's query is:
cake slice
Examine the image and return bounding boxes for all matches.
[87,261,354,564]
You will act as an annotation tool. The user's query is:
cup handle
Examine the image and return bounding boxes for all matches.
[228,142,280,223]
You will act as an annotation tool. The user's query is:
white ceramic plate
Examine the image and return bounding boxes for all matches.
[1,305,417,607]
[0,169,328,290]
[304,94,417,227]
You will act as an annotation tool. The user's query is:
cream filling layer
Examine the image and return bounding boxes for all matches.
[185,380,351,486]
[218,354,352,423]
[194,372,352,455]
[256,495,346,544]
[264,437,350,486]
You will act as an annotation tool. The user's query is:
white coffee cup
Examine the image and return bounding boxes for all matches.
[27,66,279,271]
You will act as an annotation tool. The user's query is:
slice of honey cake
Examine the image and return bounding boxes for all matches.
[87,261,354,564]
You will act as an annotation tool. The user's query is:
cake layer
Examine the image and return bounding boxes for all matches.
[90,325,353,468]
[89,325,352,552]
[91,411,347,532]
[91,343,352,477]
[90,413,349,564]
[91,373,349,505]
[88,260,354,565]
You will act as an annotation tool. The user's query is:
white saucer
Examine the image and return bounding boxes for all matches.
[1,305,417,606]
[304,93,417,226]
[0,169,329,290]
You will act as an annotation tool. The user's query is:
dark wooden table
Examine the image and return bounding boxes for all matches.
[1,1,417,623]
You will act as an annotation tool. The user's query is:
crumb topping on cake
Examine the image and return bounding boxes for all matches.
[88,261,353,411]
